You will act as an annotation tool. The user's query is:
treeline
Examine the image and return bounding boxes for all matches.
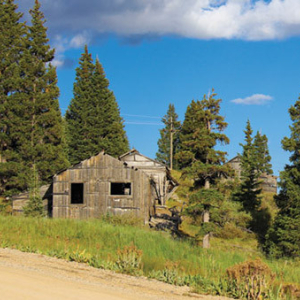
[156,91,300,258]
[0,0,128,198]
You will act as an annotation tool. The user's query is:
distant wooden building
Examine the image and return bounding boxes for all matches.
[226,156,278,193]
[12,150,178,221]
[12,184,52,216]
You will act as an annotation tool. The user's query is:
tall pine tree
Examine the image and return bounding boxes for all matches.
[264,97,300,258]
[0,0,26,194]
[1,0,68,195]
[156,104,181,169]
[66,47,129,164]
[253,131,273,175]
[176,89,230,187]
[236,120,262,213]
[176,89,230,248]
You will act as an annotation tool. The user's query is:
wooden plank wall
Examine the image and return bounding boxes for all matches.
[119,152,168,205]
[52,152,153,221]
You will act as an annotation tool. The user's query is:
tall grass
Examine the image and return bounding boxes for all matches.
[0,216,299,294]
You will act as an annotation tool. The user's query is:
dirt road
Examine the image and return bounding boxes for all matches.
[0,248,230,300]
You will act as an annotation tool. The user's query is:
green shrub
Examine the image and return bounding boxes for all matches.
[149,261,186,286]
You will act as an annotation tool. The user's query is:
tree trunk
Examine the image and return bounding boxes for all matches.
[203,209,210,249]
[203,177,210,249]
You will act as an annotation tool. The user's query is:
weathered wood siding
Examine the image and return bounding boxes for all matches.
[119,151,170,205]
[52,152,153,221]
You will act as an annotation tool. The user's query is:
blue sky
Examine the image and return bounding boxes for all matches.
[16,0,300,176]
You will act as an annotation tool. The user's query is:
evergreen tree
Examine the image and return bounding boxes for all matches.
[66,47,129,164]
[1,0,68,194]
[176,89,230,187]
[253,131,273,175]
[22,0,68,181]
[156,104,181,169]
[176,89,230,248]
[65,45,95,164]
[237,120,262,213]
[0,0,26,194]
[93,58,129,157]
[23,163,44,217]
[264,98,300,258]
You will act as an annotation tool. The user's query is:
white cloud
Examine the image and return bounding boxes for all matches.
[70,33,91,48]
[51,33,91,68]
[16,0,300,67]
[16,0,300,41]
[231,94,273,105]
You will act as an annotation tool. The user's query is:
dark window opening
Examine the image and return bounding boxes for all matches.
[111,183,131,195]
[71,183,84,204]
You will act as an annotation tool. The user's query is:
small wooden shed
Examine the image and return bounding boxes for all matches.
[52,151,154,221]
[119,149,178,205]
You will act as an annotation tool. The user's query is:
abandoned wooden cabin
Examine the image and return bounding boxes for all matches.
[12,150,178,221]
[227,156,278,193]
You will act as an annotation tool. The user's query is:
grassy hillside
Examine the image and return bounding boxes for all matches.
[0,215,299,298]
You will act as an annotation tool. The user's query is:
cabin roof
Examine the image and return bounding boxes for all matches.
[119,148,166,167]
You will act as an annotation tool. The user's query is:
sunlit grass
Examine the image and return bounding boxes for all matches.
[0,215,299,287]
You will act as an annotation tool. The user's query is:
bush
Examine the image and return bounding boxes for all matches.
[226,258,275,299]
[149,261,186,286]
[115,243,143,275]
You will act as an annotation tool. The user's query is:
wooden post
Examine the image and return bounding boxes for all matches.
[170,116,173,170]
[203,208,210,249]
[203,178,210,249]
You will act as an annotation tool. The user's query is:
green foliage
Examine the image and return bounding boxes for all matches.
[23,164,44,217]
[149,261,187,286]
[156,103,181,168]
[0,0,26,194]
[233,120,275,241]
[236,120,262,213]
[176,89,230,186]
[65,46,129,164]
[264,97,300,258]
[185,189,224,222]
[253,131,273,175]
[0,0,68,195]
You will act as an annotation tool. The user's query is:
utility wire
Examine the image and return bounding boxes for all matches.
[124,121,162,125]
[122,114,161,119]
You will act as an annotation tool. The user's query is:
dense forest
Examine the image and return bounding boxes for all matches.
[1,0,300,264]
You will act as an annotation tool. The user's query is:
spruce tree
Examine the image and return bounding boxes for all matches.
[253,131,273,175]
[66,48,129,164]
[3,0,68,194]
[176,89,230,248]
[65,45,95,164]
[94,58,129,157]
[23,163,44,217]
[264,97,300,258]
[237,120,262,213]
[0,0,26,195]
[176,89,230,187]
[156,104,181,169]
